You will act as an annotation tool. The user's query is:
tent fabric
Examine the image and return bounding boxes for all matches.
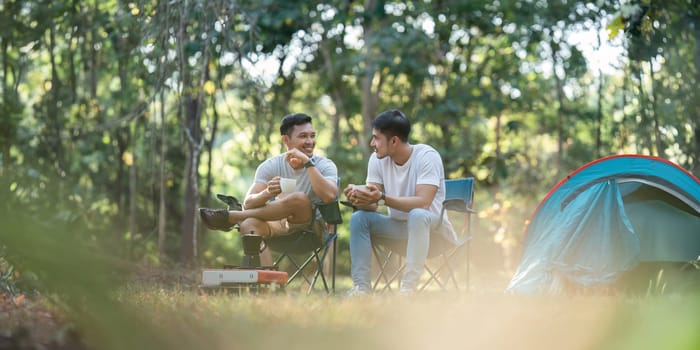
[626,200,700,261]
[507,155,700,294]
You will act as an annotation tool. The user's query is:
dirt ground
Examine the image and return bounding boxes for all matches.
[0,292,84,350]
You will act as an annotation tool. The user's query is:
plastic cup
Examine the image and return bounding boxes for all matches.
[280,178,297,193]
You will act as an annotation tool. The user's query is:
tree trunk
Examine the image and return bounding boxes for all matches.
[178,1,211,265]
[158,90,168,265]
[693,7,700,176]
[48,21,64,174]
[129,138,137,238]
[550,39,565,172]
[181,113,201,266]
[649,59,663,156]
[157,0,172,265]
[205,94,218,207]
[178,5,197,266]
[595,30,604,158]
[359,0,383,158]
[319,37,350,147]
[636,62,654,155]
[1,40,9,167]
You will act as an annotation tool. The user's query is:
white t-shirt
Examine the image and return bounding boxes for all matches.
[254,154,338,205]
[366,144,449,223]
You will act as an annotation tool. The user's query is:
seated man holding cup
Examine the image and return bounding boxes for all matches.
[343,109,455,295]
[200,113,339,264]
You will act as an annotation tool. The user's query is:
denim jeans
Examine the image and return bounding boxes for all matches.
[349,208,452,291]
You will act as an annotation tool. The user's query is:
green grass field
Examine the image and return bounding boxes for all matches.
[3,264,700,350]
[117,279,700,350]
[3,214,700,350]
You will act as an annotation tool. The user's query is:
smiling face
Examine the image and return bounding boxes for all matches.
[370,128,392,159]
[282,122,316,156]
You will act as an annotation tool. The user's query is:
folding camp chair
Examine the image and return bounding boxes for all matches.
[263,200,342,294]
[215,178,343,294]
[371,177,476,292]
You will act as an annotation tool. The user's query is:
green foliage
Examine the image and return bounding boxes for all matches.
[0,254,19,296]
[0,0,697,269]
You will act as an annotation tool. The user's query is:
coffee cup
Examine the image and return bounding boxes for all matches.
[353,184,369,192]
[280,178,297,193]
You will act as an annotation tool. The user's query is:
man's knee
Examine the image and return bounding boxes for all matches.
[406,208,431,226]
[281,192,311,207]
[349,210,370,225]
[239,218,270,237]
[349,210,374,235]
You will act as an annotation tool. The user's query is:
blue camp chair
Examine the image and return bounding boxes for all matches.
[371,177,476,292]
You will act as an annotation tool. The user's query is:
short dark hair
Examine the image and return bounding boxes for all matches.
[371,109,411,142]
[280,113,312,136]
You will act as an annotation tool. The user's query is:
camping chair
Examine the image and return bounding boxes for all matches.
[217,178,343,294]
[263,200,342,294]
[371,177,476,293]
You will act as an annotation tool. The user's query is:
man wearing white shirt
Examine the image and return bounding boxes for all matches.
[344,109,455,295]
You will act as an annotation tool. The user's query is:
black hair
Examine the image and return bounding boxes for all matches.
[280,113,312,136]
[371,109,411,142]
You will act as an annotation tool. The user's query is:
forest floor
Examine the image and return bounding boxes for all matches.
[0,292,84,350]
[1,266,699,350]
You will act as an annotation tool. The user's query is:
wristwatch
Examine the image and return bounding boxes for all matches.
[377,192,386,206]
[303,158,316,169]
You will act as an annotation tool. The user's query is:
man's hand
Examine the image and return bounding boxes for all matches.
[345,184,381,208]
[285,149,310,169]
[266,176,283,197]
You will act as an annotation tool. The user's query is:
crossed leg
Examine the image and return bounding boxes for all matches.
[235,192,314,265]
[230,192,312,227]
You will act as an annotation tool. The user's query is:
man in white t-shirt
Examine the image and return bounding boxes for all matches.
[200,113,339,263]
[344,109,455,295]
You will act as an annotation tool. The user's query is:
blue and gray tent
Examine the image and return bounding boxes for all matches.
[507,155,700,294]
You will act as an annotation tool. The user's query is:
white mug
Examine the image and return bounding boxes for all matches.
[353,184,369,192]
[280,178,297,193]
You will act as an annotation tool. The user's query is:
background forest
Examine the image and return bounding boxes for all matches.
[1,0,698,285]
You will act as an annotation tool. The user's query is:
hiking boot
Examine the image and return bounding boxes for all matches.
[199,208,233,231]
[216,194,243,211]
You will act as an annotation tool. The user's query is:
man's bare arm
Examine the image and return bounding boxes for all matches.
[243,180,277,209]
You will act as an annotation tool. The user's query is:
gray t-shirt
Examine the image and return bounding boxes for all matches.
[254,154,338,206]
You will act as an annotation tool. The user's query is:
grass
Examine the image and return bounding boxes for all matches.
[3,266,700,350]
[2,210,699,350]
[117,278,700,350]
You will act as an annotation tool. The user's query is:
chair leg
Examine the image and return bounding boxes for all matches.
[271,237,337,295]
[308,250,329,294]
[372,245,402,291]
[287,254,315,286]
[466,240,470,291]
[420,264,449,291]
[332,235,337,293]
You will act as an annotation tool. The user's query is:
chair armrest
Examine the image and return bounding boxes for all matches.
[339,200,358,211]
[316,201,343,225]
[442,198,475,213]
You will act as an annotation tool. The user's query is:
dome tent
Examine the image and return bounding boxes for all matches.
[507,155,700,294]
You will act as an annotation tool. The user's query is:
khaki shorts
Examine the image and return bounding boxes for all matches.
[267,218,326,238]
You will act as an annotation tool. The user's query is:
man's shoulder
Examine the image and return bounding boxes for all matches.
[259,154,285,167]
[414,144,441,158]
[314,154,337,165]
[414,143,437,152]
